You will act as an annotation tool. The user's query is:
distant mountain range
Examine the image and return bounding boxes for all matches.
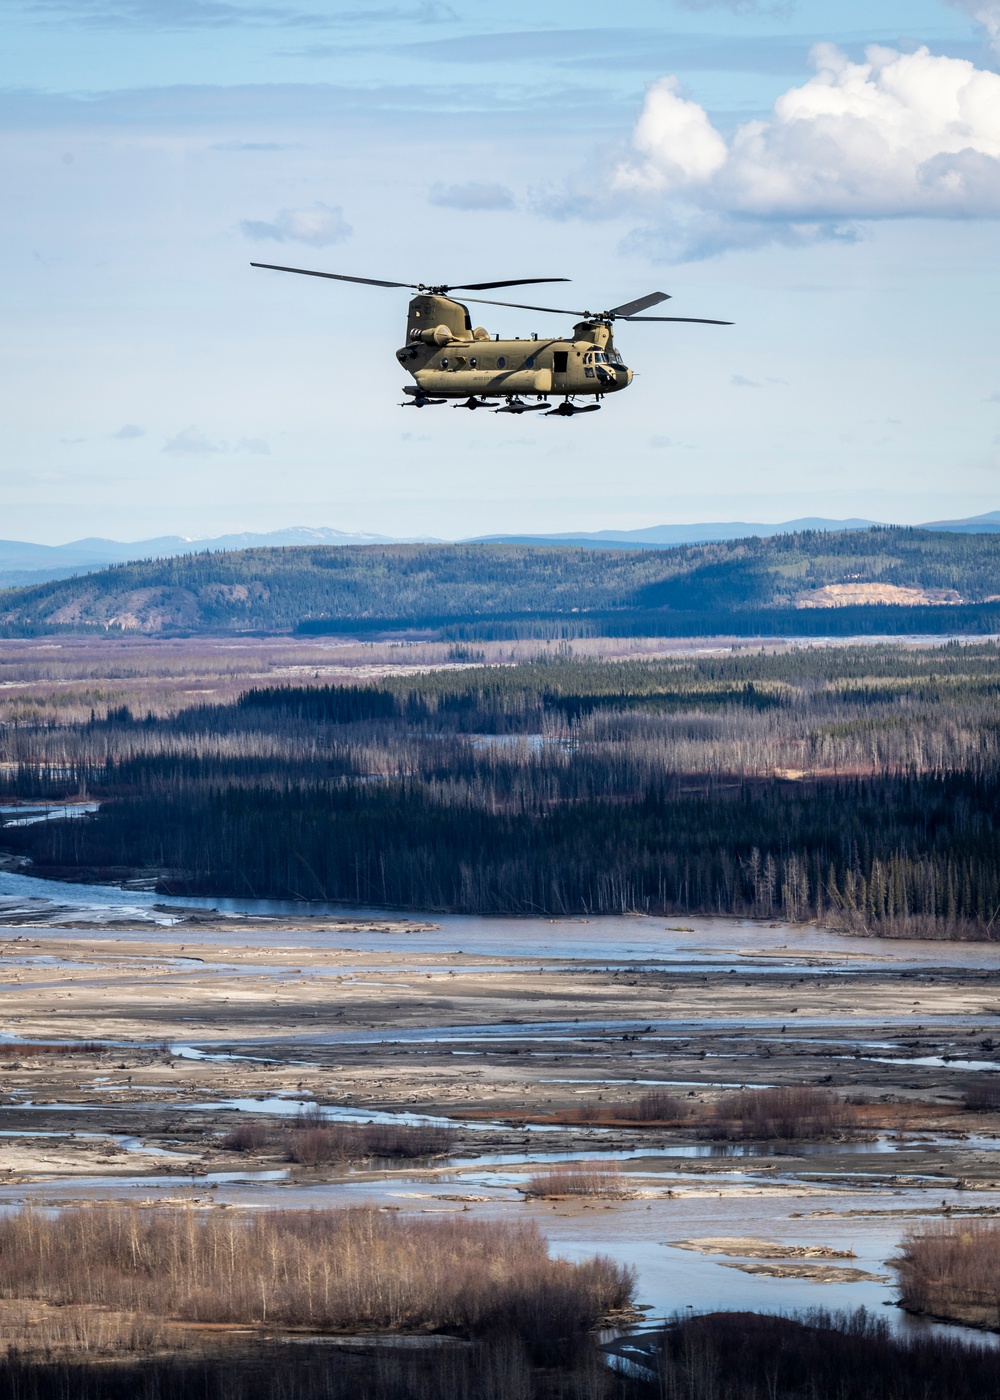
[470,513,1000,548]
[0,527,407,589]
[2,527,998,640]
[1,514,999,588]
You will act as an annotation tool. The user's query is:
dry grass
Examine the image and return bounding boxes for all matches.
[524,1163,630,1199]
[894,1222,1000,1328]
[0,1042,108,1057]
[0,1205,634,1365]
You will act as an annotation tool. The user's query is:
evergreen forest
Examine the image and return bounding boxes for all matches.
[2,642,999,937]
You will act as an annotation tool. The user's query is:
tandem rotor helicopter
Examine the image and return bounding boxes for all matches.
[251,263,732,416]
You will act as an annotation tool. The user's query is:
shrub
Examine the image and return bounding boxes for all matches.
[222,1121,273,1152]
[524,1162,629,1198]
[894,1222,1000,1323]
[963,1076,1000,1112]
[0,1205,634,1365]
[706,1087,849,1141]
[283,1120,455,1164]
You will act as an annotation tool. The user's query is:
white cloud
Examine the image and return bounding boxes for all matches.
[113,423,145,439]
[234,437,271,454]
[619,77,728,193]
[163,427,224,455]
[429,181,515,210]
[240,202,352,246]
[946,0,1000,53]
[615,44,1000,246]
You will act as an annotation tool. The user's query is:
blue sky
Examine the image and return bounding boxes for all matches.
[2,0,999,542]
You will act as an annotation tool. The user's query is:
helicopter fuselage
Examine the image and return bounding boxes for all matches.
[395,294,632,403]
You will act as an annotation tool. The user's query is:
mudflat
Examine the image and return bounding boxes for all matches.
[1,917,999,1191]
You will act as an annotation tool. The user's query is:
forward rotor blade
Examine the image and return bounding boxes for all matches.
[250,263,411,288]
[623,315,733,324]
[450,277,570,292]
[607,291,671,318]
[462,296,584,315]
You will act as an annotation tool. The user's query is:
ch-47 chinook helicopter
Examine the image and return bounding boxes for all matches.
[251,263,732,416]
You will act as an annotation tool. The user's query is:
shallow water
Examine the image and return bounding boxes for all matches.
[0,803,99,827]
[3,869,1000,971]
[2,867,1000,1345]
[0,1159,993,1342]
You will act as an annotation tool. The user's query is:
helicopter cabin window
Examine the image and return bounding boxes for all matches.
[440,358,448,368]
[525,356,534,368]
[497,356,506,368]
[553,351,569,373]
[470,357,477,369]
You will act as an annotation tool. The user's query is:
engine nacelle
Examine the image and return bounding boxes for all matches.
[410,324,453,347]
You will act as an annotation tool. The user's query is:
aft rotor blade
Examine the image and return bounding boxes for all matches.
[450,277,570,292]
[250,263,411,288]
[623,315,733,324]
[607,291,671,318]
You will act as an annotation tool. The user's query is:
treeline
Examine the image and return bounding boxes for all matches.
[2,648,999,935]
[299,601,1000,640]
[0,528,997,637]
[8,771,997,931]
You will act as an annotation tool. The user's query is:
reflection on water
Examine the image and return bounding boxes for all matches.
[0,1161,995,1343]
[4,868,1000,971]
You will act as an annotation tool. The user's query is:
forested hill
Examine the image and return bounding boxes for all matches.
[0,528,998,637]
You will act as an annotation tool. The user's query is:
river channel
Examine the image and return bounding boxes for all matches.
[1,866,999,1344]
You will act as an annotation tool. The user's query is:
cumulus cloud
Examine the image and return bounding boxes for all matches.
[113,423,145,439]
[163,427,225,455]
[429,180,515,210]
[234,437,271,454]
[240,202,352,246]
[615,44,1000,255]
